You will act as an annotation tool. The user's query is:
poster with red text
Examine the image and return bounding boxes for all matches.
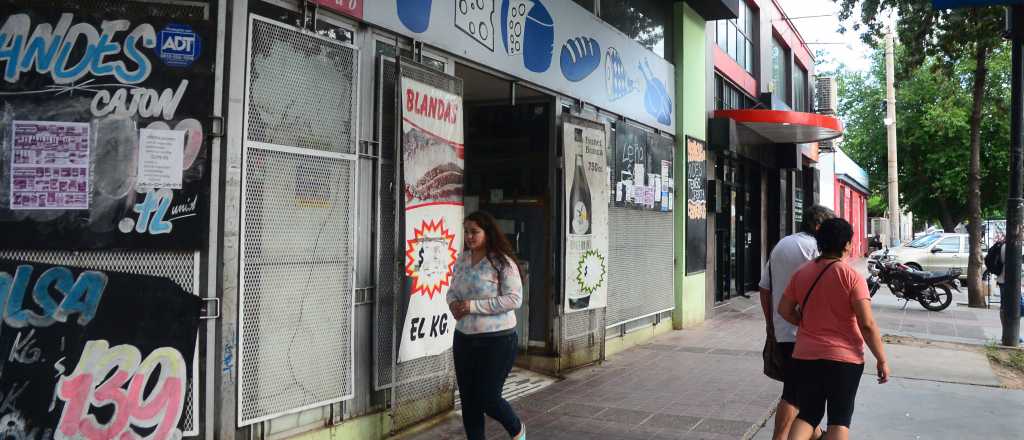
[397,77,464,363]
[315,0,362,19]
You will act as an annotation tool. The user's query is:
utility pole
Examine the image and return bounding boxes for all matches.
[885,31,902,246]
[1003,6,1022,347]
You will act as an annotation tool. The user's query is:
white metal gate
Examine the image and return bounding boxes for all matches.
[237,16,359,426]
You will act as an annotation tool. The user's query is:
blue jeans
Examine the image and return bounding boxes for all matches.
[453,330,522,440]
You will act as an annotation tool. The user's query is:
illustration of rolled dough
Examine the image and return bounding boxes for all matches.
[605,47,638,101]
[560,36,601,82]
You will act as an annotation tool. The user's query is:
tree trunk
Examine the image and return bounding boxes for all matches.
[937,198,959,232]
[967,42,989,308]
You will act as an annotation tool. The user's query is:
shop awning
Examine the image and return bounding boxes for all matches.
[712,110,844,145]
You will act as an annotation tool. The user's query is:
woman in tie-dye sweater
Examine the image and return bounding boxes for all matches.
[448,211,525,440]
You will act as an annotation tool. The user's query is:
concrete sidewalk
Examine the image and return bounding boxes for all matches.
[751,339,1023,440]
[399,297,781,440]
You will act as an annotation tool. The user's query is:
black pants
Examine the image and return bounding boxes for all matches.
[453,330,522,440]
[794,359,865,428]
[777,342,799,405]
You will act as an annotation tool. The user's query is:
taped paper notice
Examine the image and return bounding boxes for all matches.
[137,129,185,189]
[10,121,90,210]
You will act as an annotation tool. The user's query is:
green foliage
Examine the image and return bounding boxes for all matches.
[834,45,1010,229]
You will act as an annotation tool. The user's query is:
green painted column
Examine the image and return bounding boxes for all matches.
[673,3,708,329]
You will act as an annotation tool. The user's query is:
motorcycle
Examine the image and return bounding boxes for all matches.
[867,249,961,311]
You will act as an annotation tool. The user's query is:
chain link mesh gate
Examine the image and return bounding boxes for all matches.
[237,16,359,426]
[374,55,399,391]
[389,60,464,433]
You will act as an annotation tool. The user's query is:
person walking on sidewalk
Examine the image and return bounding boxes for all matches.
[779,218,890,440]
[759,205,835,440]
[988,240,1024,343]
[447,211,526,440]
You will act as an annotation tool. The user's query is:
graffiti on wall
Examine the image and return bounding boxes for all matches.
[0,259,202,439]
[0,5,215,250]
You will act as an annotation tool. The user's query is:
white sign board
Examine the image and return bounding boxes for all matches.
[364,0,675,131]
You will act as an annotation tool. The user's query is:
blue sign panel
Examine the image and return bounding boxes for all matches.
[158,23,202,68]
[934,0,1024,9]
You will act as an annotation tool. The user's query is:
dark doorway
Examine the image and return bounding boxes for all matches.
[456,64,555,353]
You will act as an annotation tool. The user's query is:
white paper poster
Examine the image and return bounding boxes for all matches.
[564,115,609,313]
[10,121,90,210]
[137,129,185,189]
[398,76,465,363]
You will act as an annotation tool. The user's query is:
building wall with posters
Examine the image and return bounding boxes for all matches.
[0,1,219,440]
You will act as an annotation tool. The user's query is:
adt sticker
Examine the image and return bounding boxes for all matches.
[158,24,201,68]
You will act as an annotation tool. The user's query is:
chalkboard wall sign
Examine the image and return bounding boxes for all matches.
[611,123,674,212]
[0,3,216,250]
[685,136,708,274]
[0,259,202,438]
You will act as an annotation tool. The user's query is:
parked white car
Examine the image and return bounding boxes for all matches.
[868,233,969,274]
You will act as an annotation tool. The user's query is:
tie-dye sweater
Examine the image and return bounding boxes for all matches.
[447,251,523,335]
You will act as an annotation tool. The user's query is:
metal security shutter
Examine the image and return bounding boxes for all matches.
[0,250,201,436]
[238,16,359,426]
[605,208,676,327]
[390,60,462,433]
[374,56,399,391]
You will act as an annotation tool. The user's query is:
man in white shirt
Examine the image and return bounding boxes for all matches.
[759,205,835,440]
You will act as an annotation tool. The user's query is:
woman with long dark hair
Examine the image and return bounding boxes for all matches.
[778,218,890,440]
[448,211,526,440]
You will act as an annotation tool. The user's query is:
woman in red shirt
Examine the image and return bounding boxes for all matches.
[778,218,890,440]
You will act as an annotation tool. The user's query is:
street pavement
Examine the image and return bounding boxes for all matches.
[750,259,1024,440]
[398,297,781,440]
[399,259,1023,439]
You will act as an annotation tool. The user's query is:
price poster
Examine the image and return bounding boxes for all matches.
[397,75,464,362]
[563,115,609,312]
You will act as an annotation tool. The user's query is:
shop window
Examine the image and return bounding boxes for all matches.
[714,75,755,110]
[599,0,672,60]
[714,1,755,73]
[793,64,808,112]
[772,37,789,105]
[422,55,447,73]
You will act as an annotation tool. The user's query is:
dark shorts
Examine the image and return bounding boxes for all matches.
[776,342,799,405]
[793,358,865,428]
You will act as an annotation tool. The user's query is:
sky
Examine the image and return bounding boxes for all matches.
[775,0,878,73]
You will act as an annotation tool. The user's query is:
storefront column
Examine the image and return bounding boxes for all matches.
[673,3,709,329]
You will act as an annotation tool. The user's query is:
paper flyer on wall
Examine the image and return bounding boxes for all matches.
[10,121,91,210]
[398,76,464,363]
[137,129,186,189]
[564,115,609,313]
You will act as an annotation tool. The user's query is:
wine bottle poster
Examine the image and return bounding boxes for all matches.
[398,76,464,362]
[563,115,609,313]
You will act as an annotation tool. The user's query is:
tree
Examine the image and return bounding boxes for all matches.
[834,47,1008,230]
[836,1,1006,307]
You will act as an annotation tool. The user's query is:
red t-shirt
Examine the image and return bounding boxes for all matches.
[783,258,871,364]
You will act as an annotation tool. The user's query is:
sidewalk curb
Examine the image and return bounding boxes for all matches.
[743,406,777,440]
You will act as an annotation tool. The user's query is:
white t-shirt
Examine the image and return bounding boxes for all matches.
[758,232,819,343]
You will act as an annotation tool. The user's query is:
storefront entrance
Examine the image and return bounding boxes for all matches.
[456,64,555,353]
[714,158,762,302]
